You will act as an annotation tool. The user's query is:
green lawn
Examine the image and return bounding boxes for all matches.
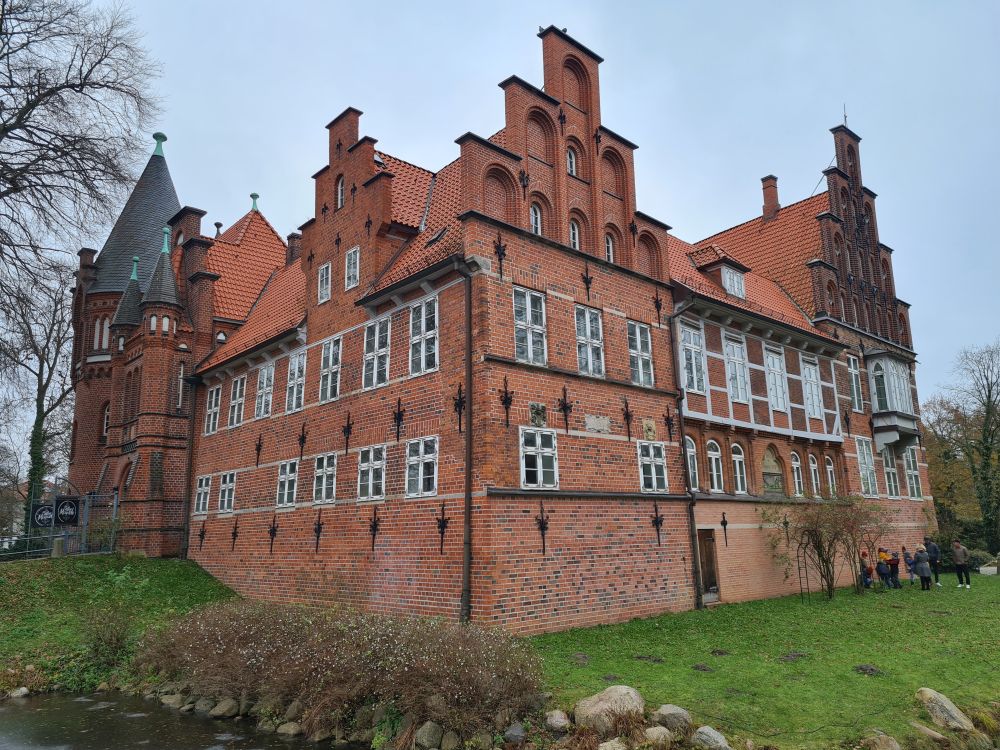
[0,555,233,690]
[533,575,1000,749]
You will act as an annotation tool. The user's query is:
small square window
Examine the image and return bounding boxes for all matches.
[722,267,745,298]
[520,428,558,489]
[637,441,668,493]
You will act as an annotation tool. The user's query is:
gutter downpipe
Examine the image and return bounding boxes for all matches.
[179,374,202,559]
[666,294,704,610]
[455,258,474,623]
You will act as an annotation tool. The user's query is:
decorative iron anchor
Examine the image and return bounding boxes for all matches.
[535,500,551,556]
[499,376,514,428]
[720,512,729,547]
[663,407,675,441]
[298,422,308,462]
[494,232,507,280]
[342,411,354,455]
[556,385,573,433]
[622,397,634,441]
[435,501,450,555]
[392,397,405,442]
[314,508,325,553]
[255,433,263,467]
[267,514,279,554]
[653,289,663,324]
[453,384,466,433]
[369,506,381,552]
[198,521,206,551]
[651,501,665,547]
[581,261,593,300]
[230,518,239,551]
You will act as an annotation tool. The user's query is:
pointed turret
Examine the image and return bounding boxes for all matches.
[142,227,180,307]
[111,256,143,328]
[91,133,181,293]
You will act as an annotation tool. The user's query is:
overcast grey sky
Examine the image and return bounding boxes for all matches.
[127,0,999,396]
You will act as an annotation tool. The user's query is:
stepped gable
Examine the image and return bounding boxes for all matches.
[91,135,181,294]
[206,209,288,321]
[198,261,306,373]
[697,193,829,316]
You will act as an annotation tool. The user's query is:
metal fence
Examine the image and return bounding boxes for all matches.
[0,491,119,562]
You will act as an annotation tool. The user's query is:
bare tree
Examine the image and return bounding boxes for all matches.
[0,0,159,268]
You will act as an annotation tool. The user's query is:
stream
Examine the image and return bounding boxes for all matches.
[0,692,311,749]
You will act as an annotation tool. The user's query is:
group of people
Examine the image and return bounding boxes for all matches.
[860,538,972,591]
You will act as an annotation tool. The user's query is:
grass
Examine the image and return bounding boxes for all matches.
[0,554,233,692]
[533,574,1000,749]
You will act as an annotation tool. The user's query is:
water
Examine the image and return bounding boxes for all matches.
[0,692,311,749]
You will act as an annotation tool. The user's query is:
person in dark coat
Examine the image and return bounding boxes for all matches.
[902,546,916,585]
[924,536,942,586]
[953,539,971,589]
[914,545,933,590]
[888,551,902,589]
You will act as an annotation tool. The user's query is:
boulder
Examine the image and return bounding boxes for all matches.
[276,721,303,736]
[574,686,645,737]
[598,739,627,750]
[916,688,976,731]
[546,709,571,734]
[194,697,215,714]
[179,703,194,714]
[209,697,240,719]
[504,722,526,745]
[239,693,253,716]
[467,730,494,750]
[441,730,462,750]
[651,705,691,736]
[8,687,29,699]
[908,721,946,742]
[257,719,277,733]
[160,694,185,709]
[284,699,303,722]
[416,720,445,750]
[644,726,674,745]
[691,726,731,749]
[861,731,901,750]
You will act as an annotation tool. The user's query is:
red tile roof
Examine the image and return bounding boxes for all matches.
[207,210,288,320]
[198,261,305,373]
[376,151,434,229]
[697,193,829,316]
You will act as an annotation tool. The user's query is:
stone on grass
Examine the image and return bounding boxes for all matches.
[209,697,239,719]
[546,709,571,734]
[574,685,645,737]
[861,731,901,750]
[916,688,976,731]
[651,705,692,736]
[415,720,445,750]
[691,725,731,749]
[8,687,29,699]
[908,721,946,742]
[441,730,462,750]
[504,722,526,745]
[194,697,215,713]
[598,739,627,750]
[276,721,303,736]
[644,725,674,745]
[284,699,303,721]
[160,694,185,709]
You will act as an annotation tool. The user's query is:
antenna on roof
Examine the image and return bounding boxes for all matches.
[250,192,259,211]
[843,103,848,127]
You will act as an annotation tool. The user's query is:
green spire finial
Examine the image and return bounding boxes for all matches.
[131,256,139,281]
[152,132,167,156]
[250,192,259,211]
[161,226,170,254]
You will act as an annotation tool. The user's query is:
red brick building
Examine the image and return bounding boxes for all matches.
[69,27,933,632]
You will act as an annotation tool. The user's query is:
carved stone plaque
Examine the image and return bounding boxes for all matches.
[529,402,547,427]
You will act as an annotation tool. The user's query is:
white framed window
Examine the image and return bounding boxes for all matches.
[685,436,699,490]
[627,321,654,387]
[520,427,558,489]
[722,267,745,298]
[890,360,913,414]
[802,358,823,419]
[409,297,438,375]
[707,440,724,493]
[317,262,331,304]
[872,362,889,412]
[847,355,863,412]
[566,147,578,176]
[808,454,821,497]
[825,456,837,494]
[336,175,345,209]
[883,446,900,498]
[680,322,706,393]
[363,317,391,389]
[313,453,337,504]
[276,460,298,506]
[194,476,211,514]
[732,443,747,494]
[905,446,922,499]
[724,335,749,403]
[345,246,359,290]
[855,438,878,497]
[569,219,581,250]
[228,375,246,427]
[255,363,274,418]
[218,471,235,512]
[765,347,788,411]
[177,363,185,409]
[149,314,157,333]
[575,305,604,377]
[637,440,668,493]
[530,203,543,235]
[204,386,221,434]
[513,287,547,365]
[605,233,615,263]
[319,337,341,402]
[405,436,439,497]
[790,452,804,496]
[102,404,110,437]
[162,315,170,334]
[358,446,386,500]
[285,350,306,413]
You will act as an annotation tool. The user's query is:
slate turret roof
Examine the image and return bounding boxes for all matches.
[141,227,180,307]
[110,256,143,327]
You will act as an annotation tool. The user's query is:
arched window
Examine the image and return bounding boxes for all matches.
[161,315,169,333]
[216,331,227,344]
[825,456,837,494]
[336,176,345,209]
[605,233,615,263]
[707,440,724,493]
[530,203,543,236]
[731,444,747,495]
[569,219,580,250]
[826,283,837,316]
[149,314,157,333]
[102,403,110,437]
[762,446,785,497]
[872,362,889,411]
[790,452,804,497]
[685,436,699,490]
[808,454,821,497]
[101,318,110,349]
[566,147,578,177]
[840,188,850,219]
[92,320,101,350]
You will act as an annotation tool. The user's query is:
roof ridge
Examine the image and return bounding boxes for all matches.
[376,150,436,175]
[698,192,827,245]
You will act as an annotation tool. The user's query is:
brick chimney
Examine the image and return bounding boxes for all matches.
[286,232,302,264]
[761,175,779,221]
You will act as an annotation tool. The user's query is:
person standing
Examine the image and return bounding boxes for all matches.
[888,551,902,589]
[914,545,933,590]
[953,539,971,589]
[902,546,916,585]
[924,536,942,587]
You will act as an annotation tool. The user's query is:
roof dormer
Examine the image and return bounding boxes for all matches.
[688,244,751,299]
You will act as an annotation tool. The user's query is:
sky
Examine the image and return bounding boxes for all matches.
[122,0,1000,397]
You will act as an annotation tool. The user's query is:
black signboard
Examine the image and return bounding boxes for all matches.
[31,496,79,528]
[32,504,54,528]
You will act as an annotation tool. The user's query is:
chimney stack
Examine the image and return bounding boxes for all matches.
[761,175,779,221]
[286,232,302,264]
